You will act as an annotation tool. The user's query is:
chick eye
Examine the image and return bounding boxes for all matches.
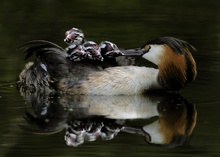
[106,45,112,51]
[93,44,99,50]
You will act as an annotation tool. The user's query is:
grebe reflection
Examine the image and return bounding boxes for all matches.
[19,92,197,148]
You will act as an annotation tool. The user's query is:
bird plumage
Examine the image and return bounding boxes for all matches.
[141,37,197,90]
[18,37,197,95]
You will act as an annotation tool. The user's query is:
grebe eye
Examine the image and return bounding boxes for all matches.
[144,45,151,53]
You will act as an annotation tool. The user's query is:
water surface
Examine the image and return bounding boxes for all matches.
[0,0,220,157]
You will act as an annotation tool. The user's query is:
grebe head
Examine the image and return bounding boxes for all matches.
[99,41,124,58]
[64,27,84,45]
[83,41,103,61]
[140,37,197,90]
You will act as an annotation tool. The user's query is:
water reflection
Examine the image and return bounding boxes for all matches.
[18,89,197,148]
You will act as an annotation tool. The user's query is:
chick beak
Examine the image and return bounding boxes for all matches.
[64,38,72,45]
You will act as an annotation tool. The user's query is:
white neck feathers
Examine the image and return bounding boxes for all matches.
[142,45,165,65]
[143,121,165,144]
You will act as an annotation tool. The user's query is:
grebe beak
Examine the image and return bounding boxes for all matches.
[121,45,151,56]
[120,48,146,56]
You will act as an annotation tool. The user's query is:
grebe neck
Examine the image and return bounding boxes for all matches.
[157,45,196,90]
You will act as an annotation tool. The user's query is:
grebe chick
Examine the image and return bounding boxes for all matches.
[64,27,124,61]
[67,41,124,62]
[99,41,124,58]
[64,27,84,46]
[67,41,103,61]
[18,37,197,95]
[83,41,103,61]
[67,45,87,61]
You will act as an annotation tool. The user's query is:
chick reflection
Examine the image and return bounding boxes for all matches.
[19,92,197,148]
[65,118,123,147]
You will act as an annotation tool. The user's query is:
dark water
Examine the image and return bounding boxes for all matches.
[0,0,220,157]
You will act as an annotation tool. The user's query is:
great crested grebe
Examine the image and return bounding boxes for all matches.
[18,37,197,95]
